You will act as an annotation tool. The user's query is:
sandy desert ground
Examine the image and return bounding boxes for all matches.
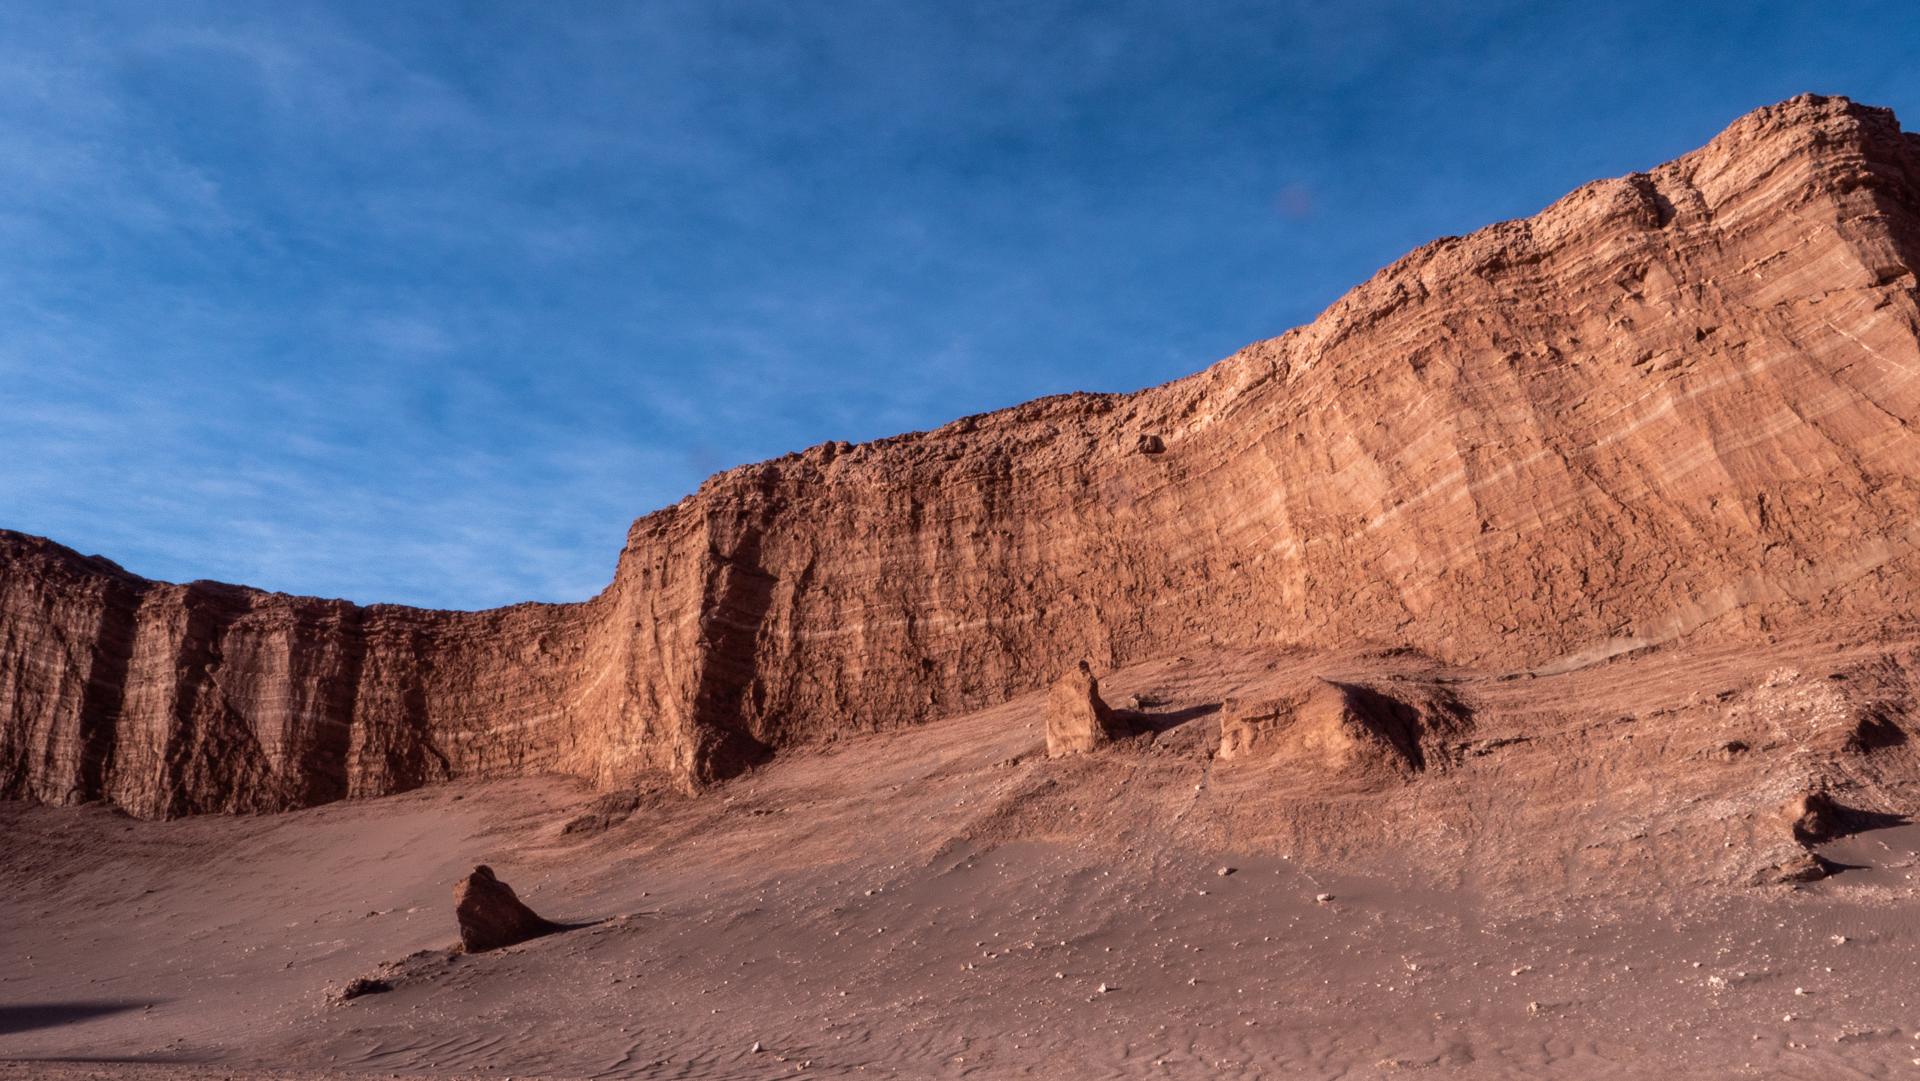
[7,636,1920,1081]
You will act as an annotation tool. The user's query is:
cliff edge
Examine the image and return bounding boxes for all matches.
[6,94,1919,817]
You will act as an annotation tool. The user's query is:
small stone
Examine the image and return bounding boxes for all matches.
[1097,982,1113,994]
[1315,893,1334,904]
[1217,867,1236,877]
[751,1041,764,1053]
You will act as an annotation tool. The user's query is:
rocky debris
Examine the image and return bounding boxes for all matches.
[1787,787,1910,842]
[1045,661,1126,757]
[1748,850,1836,886]
[330,976,391,1003]
[8,95,1920,817]
[1728,663,1920,766]
[1743,789,1888,886]
[329,948,460,1005]
[1217,678,1470,777]
[454,865,561,952]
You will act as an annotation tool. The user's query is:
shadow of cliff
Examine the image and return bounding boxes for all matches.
[71,579,141,802]
[1,1057,212,1066]
[688,521,779,781]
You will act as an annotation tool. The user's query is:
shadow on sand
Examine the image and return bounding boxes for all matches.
[1117,702,1221,737]
[0,1000,158,1036]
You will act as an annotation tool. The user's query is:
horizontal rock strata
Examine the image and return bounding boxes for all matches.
[6,95,1920,816]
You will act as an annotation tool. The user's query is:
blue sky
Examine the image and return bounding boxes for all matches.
[3,1,1916,609]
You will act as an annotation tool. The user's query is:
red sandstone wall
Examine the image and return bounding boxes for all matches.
[5,95,1918,817]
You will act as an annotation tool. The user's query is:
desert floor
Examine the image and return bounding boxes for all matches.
[7,644,1920,1080]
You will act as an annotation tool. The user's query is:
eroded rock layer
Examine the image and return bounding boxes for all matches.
[1045,661,1123,757]
[6,94,1920,817]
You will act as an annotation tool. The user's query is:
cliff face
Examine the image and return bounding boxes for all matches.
[6,94,1920,817]
[0,536,589,814]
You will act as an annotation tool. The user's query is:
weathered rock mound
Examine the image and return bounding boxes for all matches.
[6,94,1920,816]
[454,865,559,952]
[1217,678,1469,777]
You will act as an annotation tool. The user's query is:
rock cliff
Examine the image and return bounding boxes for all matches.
[6,94,1920,817]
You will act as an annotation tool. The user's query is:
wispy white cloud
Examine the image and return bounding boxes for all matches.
[4,0,1916,609]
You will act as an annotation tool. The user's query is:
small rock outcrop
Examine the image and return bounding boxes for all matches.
[1748,789,1906,887]
[454,865,560,952]
[330,976,392,1004]
[1217,679,1468,778]
[1046,661,1123,757]
[1784,790,1846,845]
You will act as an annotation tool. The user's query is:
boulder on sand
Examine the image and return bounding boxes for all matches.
[454,865,560,952]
